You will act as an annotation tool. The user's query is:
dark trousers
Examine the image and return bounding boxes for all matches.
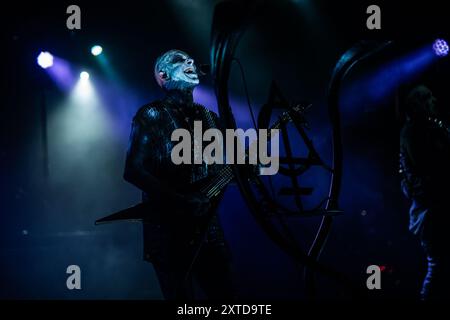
[419,211,450,300]
[152,241,235,300]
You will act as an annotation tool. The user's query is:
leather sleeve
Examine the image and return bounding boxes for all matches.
[123,104,189,208]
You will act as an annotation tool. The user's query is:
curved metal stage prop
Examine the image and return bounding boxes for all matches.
[210,0,392,299]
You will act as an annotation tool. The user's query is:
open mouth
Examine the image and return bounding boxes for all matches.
[184,67,197,76]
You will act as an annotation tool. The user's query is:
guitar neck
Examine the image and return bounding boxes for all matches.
[200,120,284,200]
[200,165,234,199]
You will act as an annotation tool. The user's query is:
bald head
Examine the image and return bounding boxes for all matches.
[154,49,199,91]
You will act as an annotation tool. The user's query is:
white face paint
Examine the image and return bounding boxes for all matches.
[155,50,200,90]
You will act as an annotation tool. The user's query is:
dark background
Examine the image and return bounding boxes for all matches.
[1,0,449,299]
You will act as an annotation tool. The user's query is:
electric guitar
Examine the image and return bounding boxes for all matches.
[95,103,309,225]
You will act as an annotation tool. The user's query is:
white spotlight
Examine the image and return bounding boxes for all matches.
[80,71,90,81]
[37,51,54,69]
[91,45,103,56]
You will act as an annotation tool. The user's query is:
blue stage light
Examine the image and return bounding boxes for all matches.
[433,39,449,57]
[91,45,103,56]
[37,51,54,69]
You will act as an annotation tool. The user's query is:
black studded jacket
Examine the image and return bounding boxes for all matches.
[123,90,226,264]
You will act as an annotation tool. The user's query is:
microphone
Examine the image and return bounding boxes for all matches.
[198,64,211,76]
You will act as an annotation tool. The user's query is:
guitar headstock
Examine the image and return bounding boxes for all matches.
[278,103,312,127]
[427,116,450,138]
[427,116,445,128]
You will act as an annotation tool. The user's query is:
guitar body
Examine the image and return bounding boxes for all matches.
[140,177,227,275]
[95,175,227,267]
[95,174,225,224]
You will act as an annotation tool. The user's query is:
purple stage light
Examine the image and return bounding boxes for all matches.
[46,57,76,92]
[37,51,54,69]
[433,39,449,57]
